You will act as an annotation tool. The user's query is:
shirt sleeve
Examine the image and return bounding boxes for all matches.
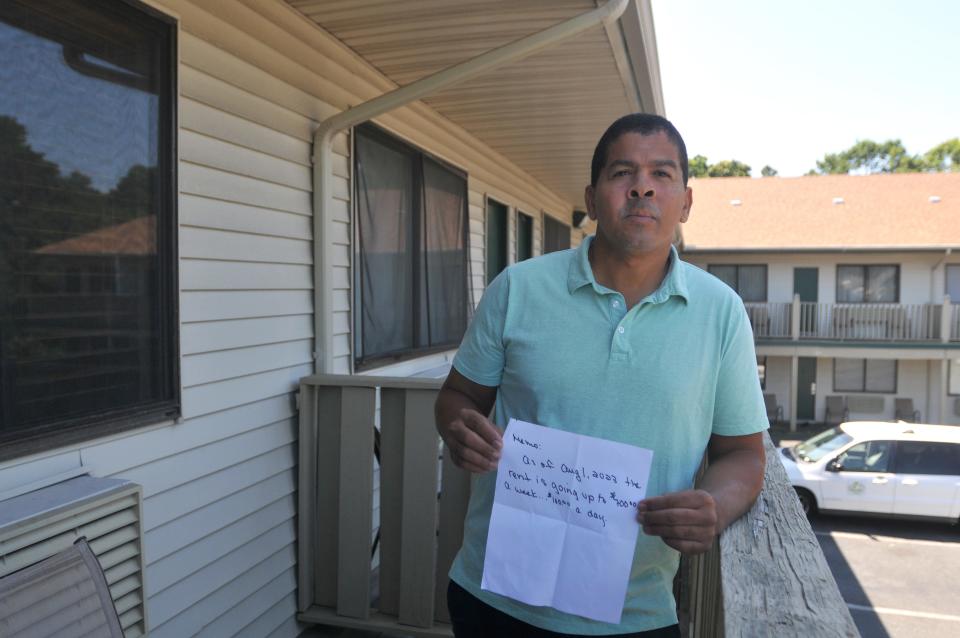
[451,269,510,387]
[712,300,769,436]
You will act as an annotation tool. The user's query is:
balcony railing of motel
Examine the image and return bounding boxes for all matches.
[746,295,956,343]
[295,374,859,638]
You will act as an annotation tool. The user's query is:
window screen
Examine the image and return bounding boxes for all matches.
[834,358,896,393]
[516,212,533,262]
[837,265,898,302]
[485,199,507,283]
[354,125,467,367]
[707,265,767,301]
[0,0,177,449]
[946,264,960,302]
[542,215,570,254]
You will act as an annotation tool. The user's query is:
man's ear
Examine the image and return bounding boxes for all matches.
[584,185,597,220]
[680,186,693,223]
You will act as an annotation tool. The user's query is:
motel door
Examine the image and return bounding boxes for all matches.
[796,357,817,421]
[794,268,818,336]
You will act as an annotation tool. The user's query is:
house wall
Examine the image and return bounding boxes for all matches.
[762,355,959,426]
[0,0,585,636]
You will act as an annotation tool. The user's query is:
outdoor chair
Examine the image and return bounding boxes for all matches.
[824,395,848,426]
[894,398,921,423]
[763,393,783,423]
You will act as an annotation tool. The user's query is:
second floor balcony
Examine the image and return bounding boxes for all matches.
[745,297,959,343]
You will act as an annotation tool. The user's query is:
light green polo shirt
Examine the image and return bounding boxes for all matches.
[449,235,768,635]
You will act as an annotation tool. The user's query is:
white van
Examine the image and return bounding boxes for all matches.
[779,421,960,523]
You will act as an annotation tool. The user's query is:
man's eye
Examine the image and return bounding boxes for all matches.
[654,170,671,177]
[613,169,631,177]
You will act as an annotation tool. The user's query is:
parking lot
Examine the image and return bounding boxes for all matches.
[812,514,960,637]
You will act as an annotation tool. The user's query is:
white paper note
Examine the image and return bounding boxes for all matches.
[481,418,654,624]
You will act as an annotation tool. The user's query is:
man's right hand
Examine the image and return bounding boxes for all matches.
[440,408,503,473]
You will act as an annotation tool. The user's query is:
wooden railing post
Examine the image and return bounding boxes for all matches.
[791,294,801,341]
[941,295,952,343]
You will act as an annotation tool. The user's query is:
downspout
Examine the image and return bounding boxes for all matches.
[311,0,630,373]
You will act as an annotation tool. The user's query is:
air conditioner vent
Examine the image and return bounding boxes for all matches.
[0,476,147,637]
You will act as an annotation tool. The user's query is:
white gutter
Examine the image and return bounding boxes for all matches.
[311,0,630,373]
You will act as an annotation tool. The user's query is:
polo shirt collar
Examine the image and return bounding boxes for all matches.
[567,235,690,304]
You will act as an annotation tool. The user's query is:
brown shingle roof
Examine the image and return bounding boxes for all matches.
[681,172,960,251]
[35,216,155,256]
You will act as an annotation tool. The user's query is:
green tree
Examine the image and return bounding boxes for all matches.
[813,138,927,175]
[689,154,709,178]
[707,159,752,177]
[924,138,960,171]
[761,165,778,177]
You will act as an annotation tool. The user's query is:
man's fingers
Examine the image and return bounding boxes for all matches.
[449,422,500,462]
[660,537,713,555]
[450,444,498,473]
[639,489,712,512]
[460,409,503,448]
[638,506,717,528]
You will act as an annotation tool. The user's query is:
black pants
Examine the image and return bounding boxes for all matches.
[447,581,681,638]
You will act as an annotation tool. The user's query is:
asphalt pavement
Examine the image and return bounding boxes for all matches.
[812,514,960,638]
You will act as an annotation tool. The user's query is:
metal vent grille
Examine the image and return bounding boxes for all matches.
[0,476,147,637]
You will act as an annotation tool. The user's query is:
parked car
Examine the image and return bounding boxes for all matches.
[779,421,960,523]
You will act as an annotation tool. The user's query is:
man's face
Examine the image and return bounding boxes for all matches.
[584,131,692,257]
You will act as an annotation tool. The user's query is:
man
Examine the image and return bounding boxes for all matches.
[435,114,767,637]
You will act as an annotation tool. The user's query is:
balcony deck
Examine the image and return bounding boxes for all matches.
[745,298,958,344]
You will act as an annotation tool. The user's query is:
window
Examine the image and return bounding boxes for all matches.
[950,360,960,396]
[835,440,892,473]
[837,265,898,302]
[485,198,507,283]
[516,211,533,262]
[0,0,177,457]
[946,264,960,302]
[707,265,767,302]
[895,442,960,475]
[834,358,896,393]
[757,356,766,390]
[542,214,570,254]
[353,125,468,368]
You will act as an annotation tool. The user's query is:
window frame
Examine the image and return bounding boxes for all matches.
[516,210,534,262]
[0,0,180,462]
[948,359,960,396]
[484,195,508,284]
[833,358,897,394]
[542,213,570,254]
[836,264,900,303]
[351,123,469,371]
[707,264,768,302]
[945,264,960,302]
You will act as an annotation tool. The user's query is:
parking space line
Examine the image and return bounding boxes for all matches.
[847,603,960,623]
[815,530,960,549]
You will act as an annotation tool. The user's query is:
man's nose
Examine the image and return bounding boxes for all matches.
[629,178,654,199]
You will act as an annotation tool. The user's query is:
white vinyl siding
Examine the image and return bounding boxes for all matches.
[1,0,582,635]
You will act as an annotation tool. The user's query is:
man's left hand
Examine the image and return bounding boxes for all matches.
[636,489,718,555]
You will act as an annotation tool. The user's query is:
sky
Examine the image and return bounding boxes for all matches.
[650,0,960,177]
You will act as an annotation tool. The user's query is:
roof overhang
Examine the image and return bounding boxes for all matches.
[285,0,664,208]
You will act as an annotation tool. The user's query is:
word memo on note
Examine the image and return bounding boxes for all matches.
[481,418,653,624]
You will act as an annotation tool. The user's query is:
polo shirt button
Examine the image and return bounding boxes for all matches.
[612,300,620,308]
[617,326,625,334]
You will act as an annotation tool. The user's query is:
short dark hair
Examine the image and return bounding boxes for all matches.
[590,114,689,187]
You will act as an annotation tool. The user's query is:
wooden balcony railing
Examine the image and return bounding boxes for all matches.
[296,374,859,637]
[747,296,954,343]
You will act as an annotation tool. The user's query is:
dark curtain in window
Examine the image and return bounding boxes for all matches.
[356,134,414,358]
[355,126,467,365]
[0,0,174,435]
[421,157,466,347]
